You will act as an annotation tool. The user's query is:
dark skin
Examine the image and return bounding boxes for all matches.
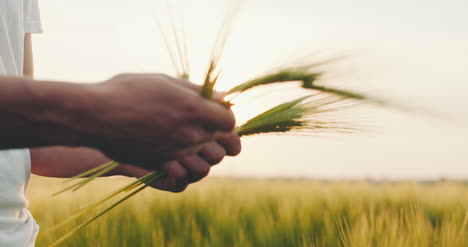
[0,34,242,193]
[31,130,240,192]
[32,130,240,192]
[1,73,241,192]
[30,131,241,193]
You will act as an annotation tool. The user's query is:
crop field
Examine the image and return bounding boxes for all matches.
[28,176,468,247]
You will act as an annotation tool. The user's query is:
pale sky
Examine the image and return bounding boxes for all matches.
[33,0,468,179]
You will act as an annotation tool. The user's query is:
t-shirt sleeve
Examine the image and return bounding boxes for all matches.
[23,0,43,33]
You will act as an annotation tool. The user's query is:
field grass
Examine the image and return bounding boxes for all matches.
[28,176,468,247]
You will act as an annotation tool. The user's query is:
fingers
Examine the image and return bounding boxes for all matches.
[198,142,226,165]
[163,74,236,132]
[173,127,215,148]
[146,153,213,192]
[124,161,190,193]
[174,76,226,100]
[196,99,236,132]
[118,164,181,192]
[160,161,189,192]
[124,135,235,193]
[152,154,212,192]
[171,77,234,132]
[216,131,242,156]
[180,155,211,183]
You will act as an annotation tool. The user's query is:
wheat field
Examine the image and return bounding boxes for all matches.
[28,176,468,247]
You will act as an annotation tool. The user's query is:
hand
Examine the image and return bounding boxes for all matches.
[71,73,236,170]
[122,131,241,192]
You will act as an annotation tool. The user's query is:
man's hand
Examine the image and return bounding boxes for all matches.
[120,131,241,192]
[10,73,235,170]
[84,73,236,170]
[31,131,241,192]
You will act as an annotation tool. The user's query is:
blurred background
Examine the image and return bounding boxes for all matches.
[33,0,468,180]
[30,1,468,246]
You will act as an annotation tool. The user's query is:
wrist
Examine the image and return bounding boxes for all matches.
[21,79,100,147]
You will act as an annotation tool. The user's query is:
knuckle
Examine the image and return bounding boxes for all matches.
[183,129,207,146]
[170,185,187,193]
[175,130,197,147]
[203,145,226,165]
[176,147,200,159]
[211,149,226,165]
[219,132,242,156]
[167,107,184,123]
[185,131,201,146]
[173,169,188,181]
[197,166,210,178]
[224,111,236,130]
[180,101,201,121]
[230,143,242,156]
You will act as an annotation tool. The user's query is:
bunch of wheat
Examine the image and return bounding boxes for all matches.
[48,3,380,246]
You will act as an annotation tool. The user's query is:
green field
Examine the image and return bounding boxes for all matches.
[28,176,468,247]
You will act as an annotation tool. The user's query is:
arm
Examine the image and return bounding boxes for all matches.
[31,146,120,178]
[22,35,118,177]
[0,77,94,149]
[2,34,82,148]
[31,131,241,192]
[0,73,235,170]
[16,34,240,192]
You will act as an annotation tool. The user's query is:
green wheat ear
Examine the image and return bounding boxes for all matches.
[227,69,321,95]
[49,1,380,245]
[236,93,361,137]
[226,65,369,102]
[200,3,240,99]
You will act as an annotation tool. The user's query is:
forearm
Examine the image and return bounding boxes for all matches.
[0,76,97,149]
[30,146,132,178]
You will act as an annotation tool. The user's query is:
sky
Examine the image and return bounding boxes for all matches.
[33,0,468,179]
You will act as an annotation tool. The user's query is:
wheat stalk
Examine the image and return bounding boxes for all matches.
[48,2,375,246]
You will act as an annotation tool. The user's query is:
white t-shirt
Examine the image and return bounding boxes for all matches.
[0,0,42,246]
